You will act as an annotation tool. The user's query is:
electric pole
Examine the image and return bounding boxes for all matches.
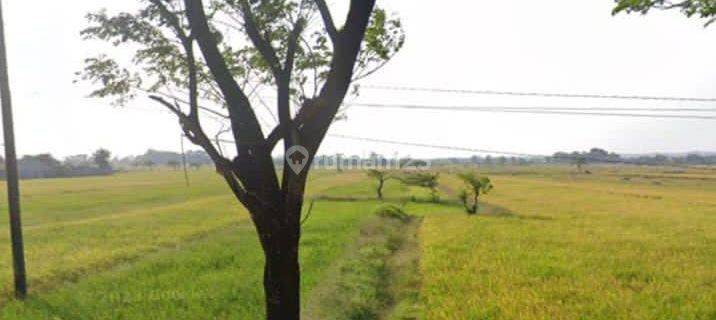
[180,134,189,187]
[0,0,28,299]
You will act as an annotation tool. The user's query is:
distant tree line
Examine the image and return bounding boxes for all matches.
[407,148,716,167]
[551,148,716,166]
[114,149,213,170]
[0,148,219,180]
[0,148,113,180]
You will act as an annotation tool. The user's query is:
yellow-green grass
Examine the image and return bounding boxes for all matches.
[0,166,714,319]
[422,168,716,319]
[0,169,365,305]
[0,199,384,319]
[304,207,423,320]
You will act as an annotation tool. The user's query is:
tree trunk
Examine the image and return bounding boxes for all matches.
[263,236,300,320]
[377,179,384,200]
[258,191,304,320]
[473,194,480,214]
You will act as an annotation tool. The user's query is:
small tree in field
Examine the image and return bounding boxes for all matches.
[366,169,392,200]
[401,172,440,203]
[457,172,493,215]
[78,1,403,318]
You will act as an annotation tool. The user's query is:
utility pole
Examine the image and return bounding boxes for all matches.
[0,0,27,299]
[180,134,189,187]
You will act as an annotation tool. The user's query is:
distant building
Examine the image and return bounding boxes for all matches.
[18,158,61,179]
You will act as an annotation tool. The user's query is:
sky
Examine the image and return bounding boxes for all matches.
[1,0,715,159]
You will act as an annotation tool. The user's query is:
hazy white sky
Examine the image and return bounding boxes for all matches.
[1,0,715,159]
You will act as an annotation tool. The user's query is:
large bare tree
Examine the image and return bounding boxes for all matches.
[79,0,404,318]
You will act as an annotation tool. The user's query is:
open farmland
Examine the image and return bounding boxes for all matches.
[0,166,713,319]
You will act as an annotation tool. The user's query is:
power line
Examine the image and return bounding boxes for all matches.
[216,135,539,158]
[328,134,545,158]
[362,85,716,103]
[111,98,708,164]
[350,103,716,113]
[132,90,716,121]
[217,135,540,158]
[348,103,716,120]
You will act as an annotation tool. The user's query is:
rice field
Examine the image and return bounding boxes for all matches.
[0,165,712,319]
[422,166,716,319]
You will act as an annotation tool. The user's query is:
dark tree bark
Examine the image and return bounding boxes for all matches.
[472,194,479,214]
[377,178,385,200]
[262,208,301,319]
[462,193,479,215]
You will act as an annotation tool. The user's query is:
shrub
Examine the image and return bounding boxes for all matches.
[373,204,411,223]
[399,172,440,203]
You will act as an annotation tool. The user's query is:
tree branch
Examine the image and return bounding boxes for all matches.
[277,18,306,148]
[215,123,232,156]
[662,1,692,10]
[301,0,377,153]
[264,98,318,152]
[150,0,190,42]
[149,94,185,118]
[184,0,266,149]
[186,48,200,120]
[150,0,201,119]
[352,58,391,82]
[186,0,283,216]
[150,94,253,207]
[239,0,283,79]
[265,126,283,150]
[315,0,338,44]
[284,19,306,81]
[142,89,230,119]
